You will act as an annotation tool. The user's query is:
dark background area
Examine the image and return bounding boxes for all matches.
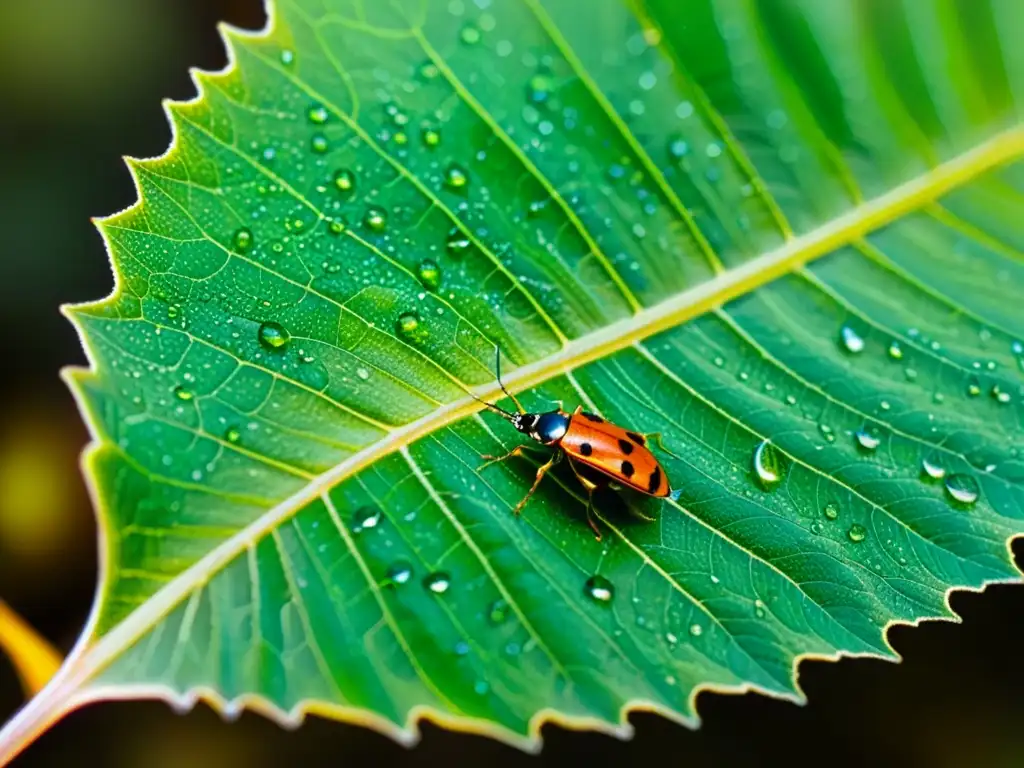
[0,1,1021,766]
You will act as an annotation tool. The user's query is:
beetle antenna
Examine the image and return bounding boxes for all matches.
[495,346,527,414]
[450,373,516,421]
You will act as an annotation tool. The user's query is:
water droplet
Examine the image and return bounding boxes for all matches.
[753,599,766,618]
[967,377,981,397]
[847,523,867,543]
[233,227,253,253]
[224,426,241,444]
[944,473,980,505]
[460,24,481,45]
[689,623,703,637]
[855,424,882,451]
[356,367,371,381]
[310,134,329,153]
[334,169,356,193]
[474,680,489,695]
[363,206,387,232]
[424,571,451,594]
[823,503,839,521]
[840,325,865,354]
[991,385,1011,404]
[396,311,426,342]
[258,321,290,350]
[444,163,469,190]
[453,640,470,656]
[328,217,347,235]
[421,127,441,147]
[353,506,382,531]
[417,259,441,290]
[753,440,786,490]
[527,72,554,103]
[810,521,824,535]
[386,560,413,585]
[446,228,472,255]
[921,454,946,480]
[583,575,614,604]
[280,49,295,66]
[668,137,690,158]
[173,385,194,401]
[487,598,510,625]
[888,341,903,360]
[308,104,329,124]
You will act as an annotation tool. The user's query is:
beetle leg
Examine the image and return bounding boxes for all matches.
[567,458,606,541]
[478,444,534,470]
[512,451,562,516]
[642,431,682,460]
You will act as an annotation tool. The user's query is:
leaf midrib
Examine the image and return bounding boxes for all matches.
[59,125,1023,685]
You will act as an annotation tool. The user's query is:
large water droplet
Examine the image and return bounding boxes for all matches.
[584,575,614,604]
[689,623,703,637]
[840,325,865,354]
[308,104,329,124]
[753,440,786,490]
[224,426,241,444]
[233,227,253,253]
[353,506,382,532]
[444,163,469,190]
[421,127,441,147]
[417,259,441,290]
[847,523,867,543]
[334,169,356,194]
[363,206,387,232]
[424,571,451,594]
[310,134,329,153]
[823,503,839,521]
[386,560,413,585]
[446,228,472,255]
[258,321,290,350]
[396,311,426,342]
[921,454,946,480]
[887,341,903,360]
[487,598,510,625]
[173,385,194,401]
[944,473,980,505]
[855,424,882,451]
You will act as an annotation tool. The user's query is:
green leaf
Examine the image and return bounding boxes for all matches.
[4,0,1024,757]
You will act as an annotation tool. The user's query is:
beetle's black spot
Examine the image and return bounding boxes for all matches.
[648,466,662,494]
[581,411,604,423]
[621,460,635,478]
[579,442,593,456]
[618,439,634,455]
[625,431,646,445]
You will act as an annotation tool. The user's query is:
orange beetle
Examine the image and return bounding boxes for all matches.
[469,350,679,539]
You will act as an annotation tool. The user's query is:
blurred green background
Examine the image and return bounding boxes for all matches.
[0,1,1022,766]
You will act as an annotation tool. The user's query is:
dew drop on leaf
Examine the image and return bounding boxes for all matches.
[944,473,980,505]
[327,217,348,235]
[583,575,614,604]
[854,424,881,451]
[311,134,329,153]
[417,259,441,290]
[421,127,441,147]
[823,503,839,521]
[258,321,291,350]
[444,163,469,190]
[753,599,766,618]
[991,385,1011,404]
[966,377,981,397]
[446,228,472,255]
[840,325,865,354]
[356,367,371,381]
[888,341,903,360]
[668,137,690,158]
[280,49,295,66]
[460,24,481,45]
[397,311,425,341]
[173,385,194,402]
[921,454,945,480]
[386,560,413,585]
[753,440,786,490]
[233,227,253,253]
[363,206,387,232]
[353,506,382,531]
[334,169,356,193]
[487,598,510,625]
[527,73,554,103]
[308,104,329,124]
[847,523,867,543]
[689,623,703,637]
[424,571,451,594]
[224,426,241,444]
